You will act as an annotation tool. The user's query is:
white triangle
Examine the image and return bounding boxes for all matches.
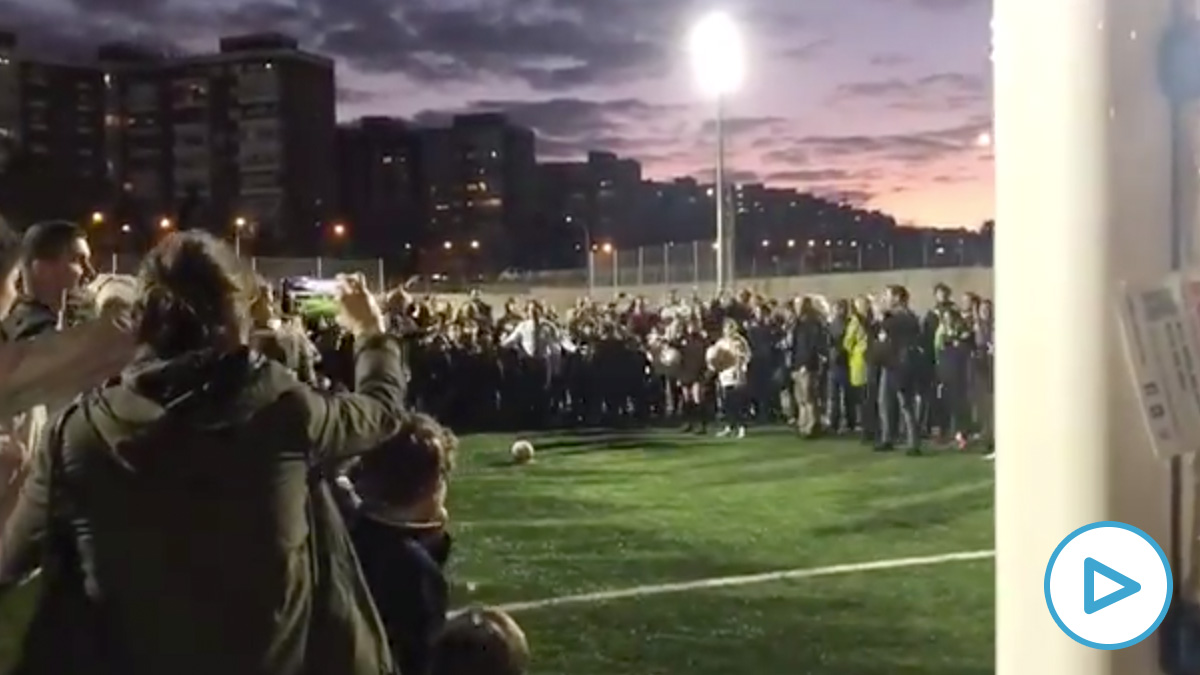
[1093,571,1122,601]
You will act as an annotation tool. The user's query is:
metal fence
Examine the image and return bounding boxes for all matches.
[99,253,388,290]
[506,238,993,291]
[94,237,992,296]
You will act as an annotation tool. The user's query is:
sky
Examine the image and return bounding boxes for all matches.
[1,0,995,228]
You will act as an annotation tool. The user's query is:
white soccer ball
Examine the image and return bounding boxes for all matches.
[706,343,736,372]
[510,439,535,464]
[660,346,682,369]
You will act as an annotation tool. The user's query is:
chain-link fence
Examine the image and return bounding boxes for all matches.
[559,238,992,291]
[99,253,388,290]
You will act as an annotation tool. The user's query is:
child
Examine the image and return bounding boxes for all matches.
[433,607,530,675]
[341,413,458,675]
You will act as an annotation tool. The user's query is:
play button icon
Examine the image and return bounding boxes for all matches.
[1045,521,1173,650]
[1083,557,1141,614]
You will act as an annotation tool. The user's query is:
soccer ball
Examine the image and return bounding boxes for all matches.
[510,439,535,464]
[706,342,736,372]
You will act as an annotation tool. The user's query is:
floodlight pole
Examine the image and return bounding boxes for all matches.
[715,93,726,294]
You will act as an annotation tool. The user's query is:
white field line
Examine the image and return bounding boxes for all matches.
[484,549,995,615]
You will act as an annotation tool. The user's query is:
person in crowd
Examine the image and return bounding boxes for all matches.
[935,306,975,449]
[249,277,317,384]
[787,296,827,438]
[3,220,94,341]
[342,412,457,675]
[825,299,854,435]
[433,607,530,675]
[877,284,923,454]
[845,296,874,443]
[919,282,956,438]
[0,214,20,328]
[674,317,712,434]
[973,299,996,459]
[712,318,751,439]
[0,231,406,675]
[745,303,780,423]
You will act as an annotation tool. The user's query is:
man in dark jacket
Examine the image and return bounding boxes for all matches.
[918,283,955,436]
[788,297,827,437]
[3,220,94,341]
[878,284,922,454]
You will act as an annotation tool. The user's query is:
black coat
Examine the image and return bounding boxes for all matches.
[351,518,451,675]
[0,333,408,675]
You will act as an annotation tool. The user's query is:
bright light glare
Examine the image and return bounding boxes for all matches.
[975,131,992,147]
[688,11,745,97]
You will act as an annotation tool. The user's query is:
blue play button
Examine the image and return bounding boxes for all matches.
[1084,557,1142,614]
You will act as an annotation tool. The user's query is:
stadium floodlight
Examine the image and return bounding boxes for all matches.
[688,10,745,292]
[688,12,745,97]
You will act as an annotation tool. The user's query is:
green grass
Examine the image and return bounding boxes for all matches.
[0,429,996,674]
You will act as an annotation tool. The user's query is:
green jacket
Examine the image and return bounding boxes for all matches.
[0,333,407,675]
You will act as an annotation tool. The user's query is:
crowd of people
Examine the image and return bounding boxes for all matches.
[308,285,994,458]
[0,220,528,675]
[0,216,994,675]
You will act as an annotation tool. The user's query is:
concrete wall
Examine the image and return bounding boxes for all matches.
[449,266,994,311]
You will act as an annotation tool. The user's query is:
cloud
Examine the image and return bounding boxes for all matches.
[811,187,875,206]
[413,96,681,160]
[0,0,175,58]
[872,0,986,10]
[832,71,989,113]
[17,0,819,91]
[699,116,789,138]
[764,168,850,183]
[725,169,762,184]
[337,85,383,105]
[780,38,832,62]
[868,52,911,67]
[768,117,991,168]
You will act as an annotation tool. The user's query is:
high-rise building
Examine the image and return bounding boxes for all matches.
[636,177,715,245]
[334,116,419,260]
[534,160,589,268]
[416,113,536,273]
[0,31,107,225]
[98,33,335,254]
[533,152,643,268]
[586,151,642,245]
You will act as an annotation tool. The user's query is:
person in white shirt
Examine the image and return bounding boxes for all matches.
[500,302,576,427]
[710,318,751,439]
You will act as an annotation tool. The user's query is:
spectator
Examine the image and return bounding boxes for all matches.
[3,220,94,341]
[249,276,317,384]
[0,213,20,326]
[433,607,530,675]
[345,412,457,675]
[0,231,405,675]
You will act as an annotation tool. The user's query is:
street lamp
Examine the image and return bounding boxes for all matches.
[469,240,480,250]
[91,211,104,225]
[689,10,745,293]
[159,217,172,230]
[233,217,246,257]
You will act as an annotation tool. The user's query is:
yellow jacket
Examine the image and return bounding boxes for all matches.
[844,314,870,387]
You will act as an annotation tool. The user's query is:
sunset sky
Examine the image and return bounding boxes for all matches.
[2,0,994,227]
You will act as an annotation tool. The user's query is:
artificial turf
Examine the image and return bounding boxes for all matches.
[0,428,996,674]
